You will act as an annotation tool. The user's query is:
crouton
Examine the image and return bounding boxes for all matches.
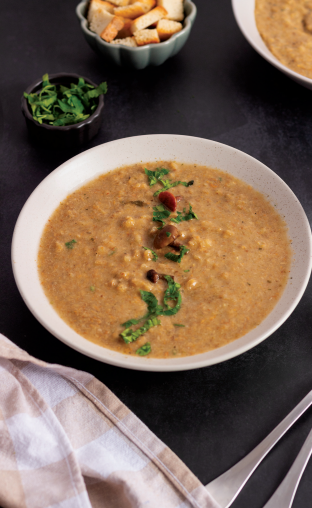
[116,17,133,38]
[100,16,125,41]
[88,0,115,21]
[157,0,184,21]
[130,6,167,33]
[156,18,182,40]
[109,0,130,5]
[89,9,115,35]
[110,36,138,46]
[114,1,155,19]
[133,28,160,45]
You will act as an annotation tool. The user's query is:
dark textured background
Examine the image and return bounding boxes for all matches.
[1,1,312,506]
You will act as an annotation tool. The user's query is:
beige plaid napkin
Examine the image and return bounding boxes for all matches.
[0,334,219,508]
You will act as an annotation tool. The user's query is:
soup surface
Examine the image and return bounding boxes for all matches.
[38,162,291,358]
[255,0,312,79]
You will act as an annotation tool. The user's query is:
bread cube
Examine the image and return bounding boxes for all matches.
[110,36,138,46]
[89,9,115,35]
[133,28,160,45]
[100,16,125,41]
[157,18,182,40]
[130,6,167,33]
[114,1,155,19]
[88,0,115,20]
[157,0,184,21]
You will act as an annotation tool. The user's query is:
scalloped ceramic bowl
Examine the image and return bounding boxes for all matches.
[76,0,197,69]
[12,135,312,371]
[232,0,312,90]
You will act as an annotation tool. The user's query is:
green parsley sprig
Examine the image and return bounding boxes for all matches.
[165,246,189,263]
[142,246,158,261]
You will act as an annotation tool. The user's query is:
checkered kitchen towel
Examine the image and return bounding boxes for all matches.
[0,334,219,508]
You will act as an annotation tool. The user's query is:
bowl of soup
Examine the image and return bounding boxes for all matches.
[11,135,312,371]
[232,0,312,90]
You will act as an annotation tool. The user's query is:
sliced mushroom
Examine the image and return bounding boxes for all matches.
[153,225,179,249]
[146,269,174,284]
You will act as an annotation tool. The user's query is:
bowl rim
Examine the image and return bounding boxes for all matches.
[21,72,105,132]
[11,134,312,371]
[231,0,312,88]
[76,0,197,51]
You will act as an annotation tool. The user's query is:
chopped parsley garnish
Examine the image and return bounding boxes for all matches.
[144,167,194,197]
[171,204,198,223]
[184,269,190,273]
[24,74,107,126]
[174,324,185,327]
[136,342,152,356]
[153,179,194,197]
[165,246,189,263]
[152,204,171,228]
[65,239,77,249]
[120,276,182,345]
[90,286,95,292]
[166,232,171,237]
[108,249,116,256]
[121,317,161,344]
[142,246,158,261]
[162,276,182,316]
[144,167,170,186]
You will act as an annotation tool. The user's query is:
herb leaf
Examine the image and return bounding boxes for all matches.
[136,342,151,356]
[174,324,185,327]
[120,276,183,343]
[171,204,198,224]
[121,317,161,344]
[142,246,158,261]
[165,245,189,263]
[163,276,182,316]
[144,167,170,186]
[65,239,77,249]
[153,180,195,197]
[152,204,171,228]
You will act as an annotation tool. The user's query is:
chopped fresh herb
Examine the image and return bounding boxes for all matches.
[171,204,198,224]
[142,246,158,262]
[120,276,182,343]
[90,286,95,292]
[166,232,171,237]
[153,179,194,197]
[219,177,222,182]
[162,276,182,316]
[24,74,107,126]
[140,291,164,316]
[121,317,161,344]
[174,324,185,327]
[108,249,116,256]
[184,269,190,272]
[165,246,189,263]
[152,204,171,228]
[144,167,170,186]
[65,239,77,249]
[136,342,151,356]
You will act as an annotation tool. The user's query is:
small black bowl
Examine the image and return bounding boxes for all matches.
[21,73,105,148]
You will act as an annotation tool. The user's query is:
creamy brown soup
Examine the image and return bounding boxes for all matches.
[255,0,312,79]
[38,162,291,358]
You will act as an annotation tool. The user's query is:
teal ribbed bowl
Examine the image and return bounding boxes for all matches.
[76,0,197,69]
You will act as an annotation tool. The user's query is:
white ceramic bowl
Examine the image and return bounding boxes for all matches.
[232,0,312,90]
[12,135,312,371]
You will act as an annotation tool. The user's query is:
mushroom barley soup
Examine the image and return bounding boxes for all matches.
[38,161,291,358]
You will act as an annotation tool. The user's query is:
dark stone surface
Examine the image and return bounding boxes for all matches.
[1,0,312,506]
